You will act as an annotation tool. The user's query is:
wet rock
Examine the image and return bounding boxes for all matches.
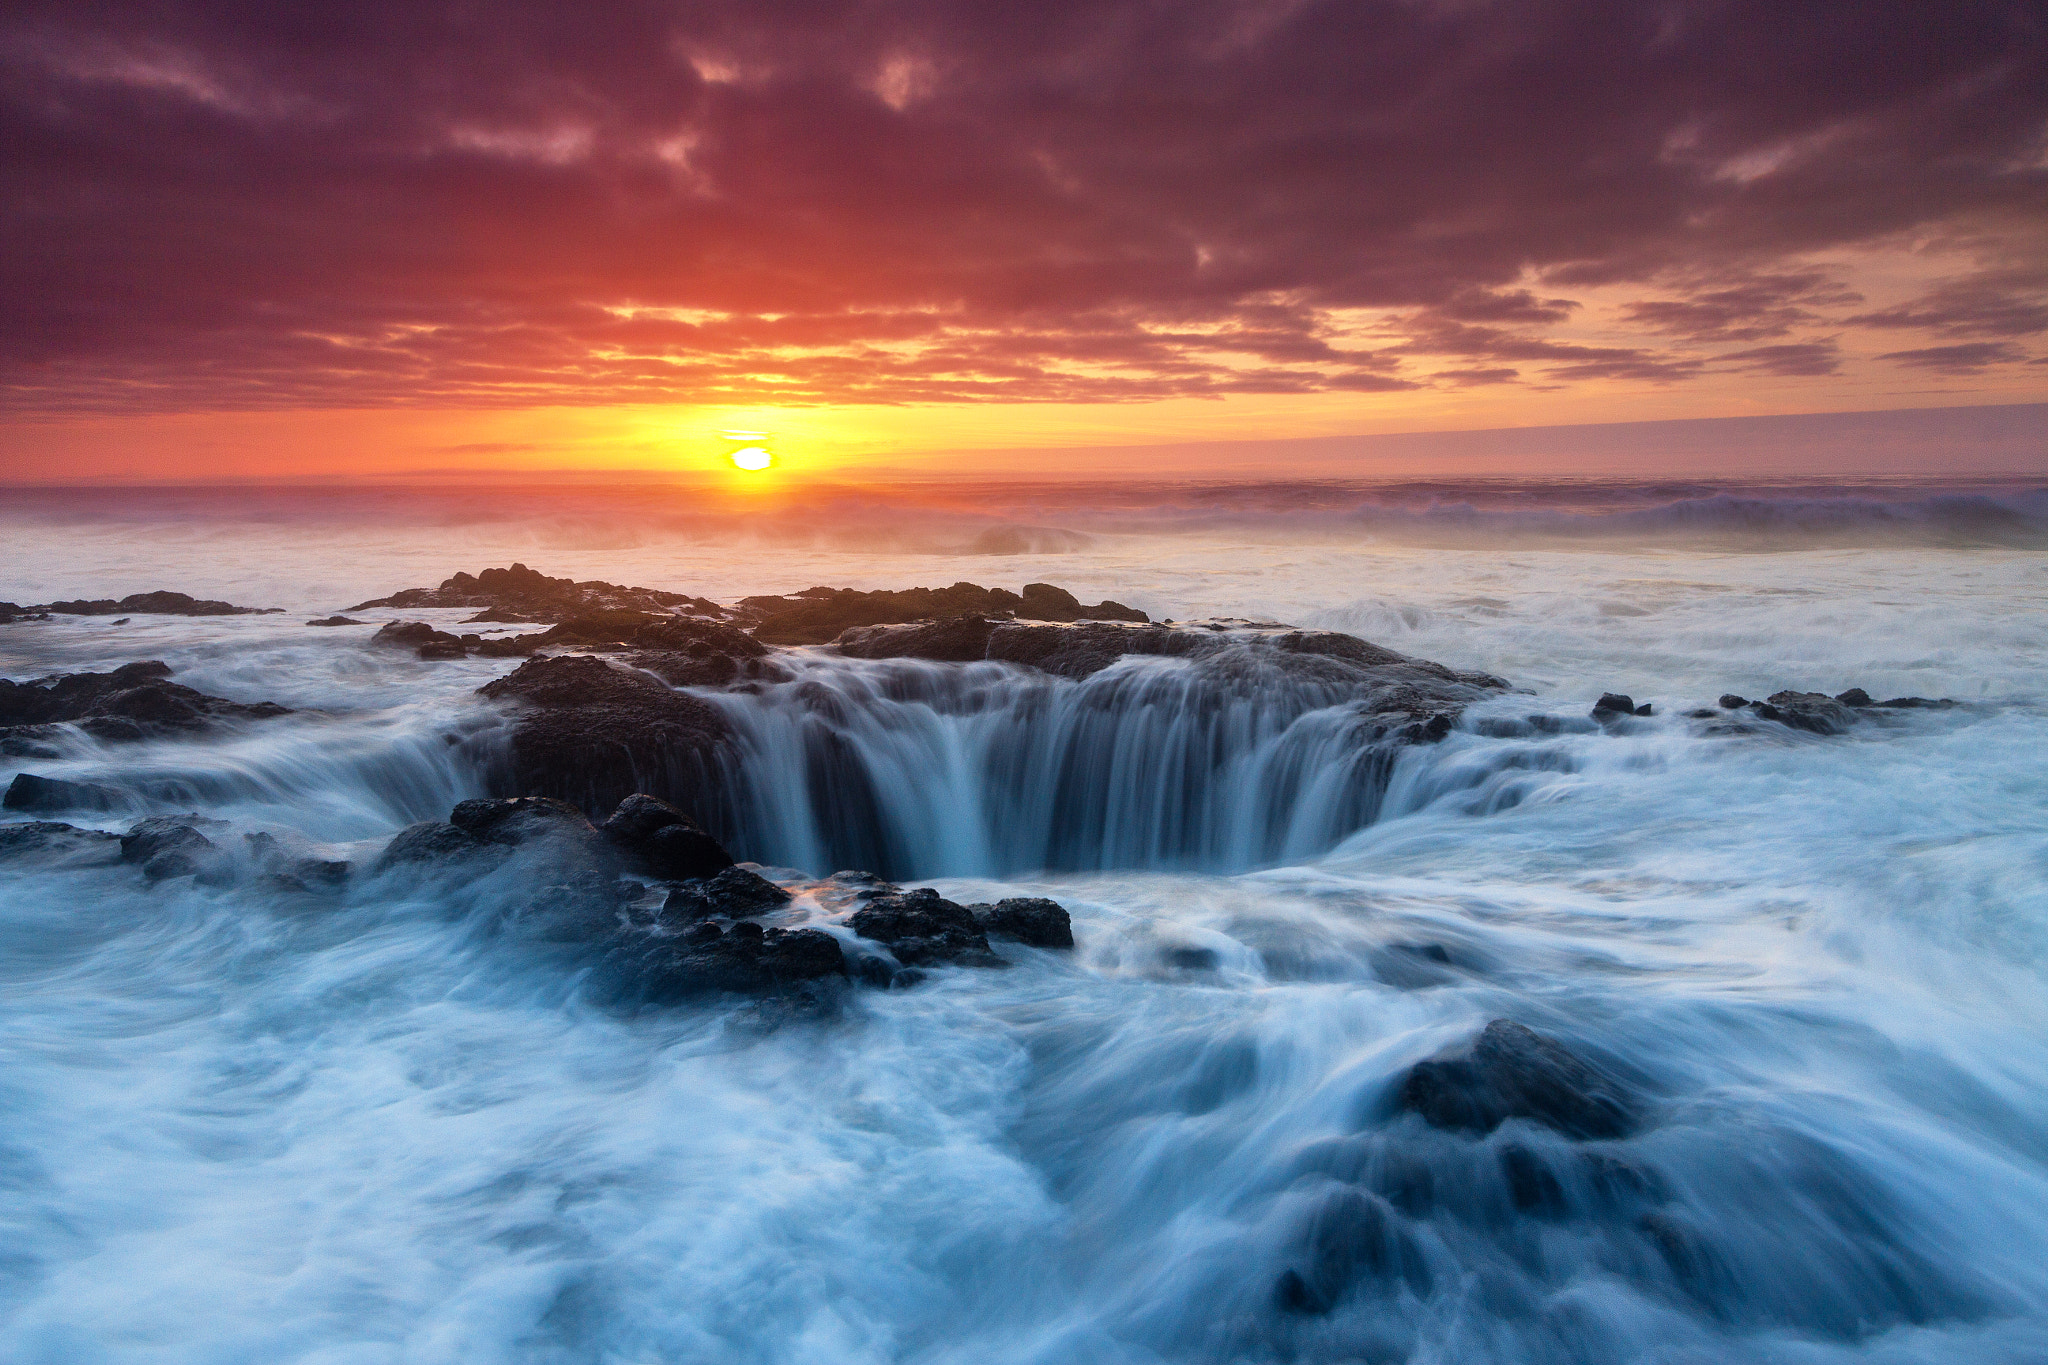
[120,814,227,881]
[610,920,846,997]
[1399,1019,1636,1140]
[968,897,1075,948]
[1591,693,1636,718]
[1274,1186,1431,1314]
[1685,708,1720,719]
[0,661,289,744]
[371,620,466,658]
[0,821,122,862]
[475,655,731,817]
[747,580,1147,645]
[837,619,1506,724]
[449,795,605,851]
[373,819,491,870]
[350,563,724,619]
[1835,687,1874,707]
[661,865,793,921]
[35,591,279,617]
[1718,694,1749,709]
[244,832,350,890]
[623,615,784,686]
[4,772,120,814]
[600,793,735,880]
[306,615,364,626]
[1753,690,1858,735]
[848,887,1001,966]
[1877,695,1957,709]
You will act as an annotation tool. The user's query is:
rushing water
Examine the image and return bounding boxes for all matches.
[3,479,2047,1363]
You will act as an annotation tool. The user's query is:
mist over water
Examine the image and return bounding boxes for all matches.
[4,477,2048,1362]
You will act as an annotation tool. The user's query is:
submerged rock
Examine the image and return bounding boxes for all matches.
[306,615,365,626]
[0,661,289,745]
[609,920,847,998]
[0,820,122,863]
[475,655,732,817]
[1399,1019,1637,1140]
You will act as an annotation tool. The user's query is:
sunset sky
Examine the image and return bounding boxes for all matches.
[2,0,2043,481]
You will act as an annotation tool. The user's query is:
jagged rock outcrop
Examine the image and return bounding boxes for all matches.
[600,793,733,880]
[847,887,1003,967]
[0,661,290,744]
[965,896,1075,948]
[661,865,793,921]
[28,591,280,616]
[1710,688,1959,734]
[349,562,726,619]
[743,581,1147,645]
[474,656,732,817]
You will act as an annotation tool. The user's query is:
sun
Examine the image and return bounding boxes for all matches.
[728,445,773,471]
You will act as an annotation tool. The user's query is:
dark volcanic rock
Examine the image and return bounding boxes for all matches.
[837,619,1505,724]
[36,591,279,617]
[475,655,731,817]
[350,562,723,619]
[746,581,1147,645]
[611,921,846,998]
[1274,1186,1432,1315]
[4,772,120,814]
[1399,1019,1637,1140]
[601,793,734,880]
[374,819,493,870]
[1718,694,1749,709]
[661,865,793,921]
[449,795,606,850]
[1752,690,1858,735]
[372,620,468,658]
[968,897,1075,948]
[0,661,289,744]
[624,616,785,687]
[306,615,365,627]
[120,814,228,881]
[848,887,1001,967]
[1591,693,1637,718]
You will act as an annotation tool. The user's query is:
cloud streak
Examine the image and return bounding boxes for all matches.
[1,0,2043,414]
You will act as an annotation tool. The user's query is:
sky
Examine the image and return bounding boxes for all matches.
[2,0,2045,481]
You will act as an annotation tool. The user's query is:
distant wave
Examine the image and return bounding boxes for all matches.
[2,478,2044,552]
[1329,488,2048,548]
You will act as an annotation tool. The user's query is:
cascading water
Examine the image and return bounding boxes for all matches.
[5,495,2048,1364]
[703,653,1427,878]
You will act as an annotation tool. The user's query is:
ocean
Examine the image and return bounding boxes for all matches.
[2,475,2046,1363]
